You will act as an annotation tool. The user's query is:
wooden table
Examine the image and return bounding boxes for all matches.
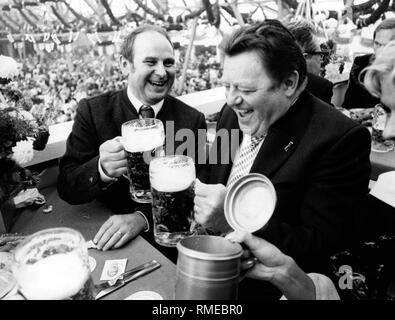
[370,149,395,180]
[8,186,177,300]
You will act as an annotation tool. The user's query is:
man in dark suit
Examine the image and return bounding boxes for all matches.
[57,25,206,256]
[194,20,371,299]
[342,18,395,109]
[286,19,333,104]
[306,72,333,104]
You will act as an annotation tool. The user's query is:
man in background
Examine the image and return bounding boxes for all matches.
[342,18,395,109]
[286,19,334,104]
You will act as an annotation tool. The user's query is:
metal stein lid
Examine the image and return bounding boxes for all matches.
[224,173,277,233]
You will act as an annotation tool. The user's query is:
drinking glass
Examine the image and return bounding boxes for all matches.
[371,104,395,152]
[121,118,165,203]
[149,155,196,247]
[12,227,94,300]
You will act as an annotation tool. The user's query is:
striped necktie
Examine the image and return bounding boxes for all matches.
[139,104,155,118]
[226,134,265,187]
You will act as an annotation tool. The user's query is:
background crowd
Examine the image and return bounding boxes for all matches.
[2,0,395,300]
[4,45,223,127]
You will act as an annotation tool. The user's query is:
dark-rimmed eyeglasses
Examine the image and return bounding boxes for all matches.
[305,51,329,59]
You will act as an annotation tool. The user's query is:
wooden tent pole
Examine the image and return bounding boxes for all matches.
[176,17,198,96]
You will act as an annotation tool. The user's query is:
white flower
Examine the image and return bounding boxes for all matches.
[0,55,20,79]
[18,110,35,121]
[11,137,35,165]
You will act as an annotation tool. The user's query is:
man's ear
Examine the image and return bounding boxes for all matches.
[282,71,300,97]
[119,56,131,76]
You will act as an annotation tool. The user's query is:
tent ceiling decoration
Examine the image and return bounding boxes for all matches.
[1,0,395,51]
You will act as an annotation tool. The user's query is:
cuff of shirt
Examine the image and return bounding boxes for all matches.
[279,273,340,300]
[135,211,150,233]
[98,158,118,187]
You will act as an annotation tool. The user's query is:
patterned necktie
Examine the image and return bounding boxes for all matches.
[139,104,155,119]
[226,135,265,187]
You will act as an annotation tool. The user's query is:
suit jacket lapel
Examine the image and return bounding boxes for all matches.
[114,89,139,129]
[250,90,312,179]
[250,127,297,178]
[210,106,242,185]
[156,96,173,123]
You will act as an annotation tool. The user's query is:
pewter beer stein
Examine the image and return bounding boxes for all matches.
[175,235,243,300]
[121,118,165,203]
[12,228,94,300]
[149,155,196,247]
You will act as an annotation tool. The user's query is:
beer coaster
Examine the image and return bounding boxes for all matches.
[88,256,96,273]
[100,259,127,281]
[124,291,163,300]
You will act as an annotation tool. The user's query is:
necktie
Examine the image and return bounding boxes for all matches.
[226,135,265,187]
[139,105,155,119]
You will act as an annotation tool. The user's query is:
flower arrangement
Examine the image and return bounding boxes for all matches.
[0,56,49,205]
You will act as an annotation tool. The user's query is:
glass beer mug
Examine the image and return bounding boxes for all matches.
[371,104,395,152]
[149,155,197,247]
[121,118,165,203]
[12,228,94,300]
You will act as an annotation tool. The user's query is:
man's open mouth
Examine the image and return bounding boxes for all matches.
[237,109,254,118]
[148,79,167,87]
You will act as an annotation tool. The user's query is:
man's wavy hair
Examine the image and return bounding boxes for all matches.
[373,18,395,40]
[285,19,320,54]
[219,19,307,89]
[120,24,173,62]
[362,40,395,98]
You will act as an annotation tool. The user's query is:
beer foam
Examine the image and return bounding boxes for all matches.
[233,186,274,231]
[13,251,89,300]
[150,157,195,192]
[122,127,164,153]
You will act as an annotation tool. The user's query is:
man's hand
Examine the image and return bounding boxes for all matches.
[226,230,288,282]
[99,137,127,179]
[194,179,230,234]
[93,213,147,251]
[226,230,316,300]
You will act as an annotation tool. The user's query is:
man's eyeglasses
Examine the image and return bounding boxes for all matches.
[305,51,329,59]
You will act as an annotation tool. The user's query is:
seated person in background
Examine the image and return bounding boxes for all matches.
[355,40,395,240]
[227,40,395,300]
[342,18,395,110]
[194,19,371,299]
[286,19,333,104]
[57,25,206,259]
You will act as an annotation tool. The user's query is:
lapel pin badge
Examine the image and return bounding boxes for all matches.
[284,141,294,152]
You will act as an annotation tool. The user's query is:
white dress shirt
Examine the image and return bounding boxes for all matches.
[280,273,341,300]
[126,86,164,118]
[227,133,265,186]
